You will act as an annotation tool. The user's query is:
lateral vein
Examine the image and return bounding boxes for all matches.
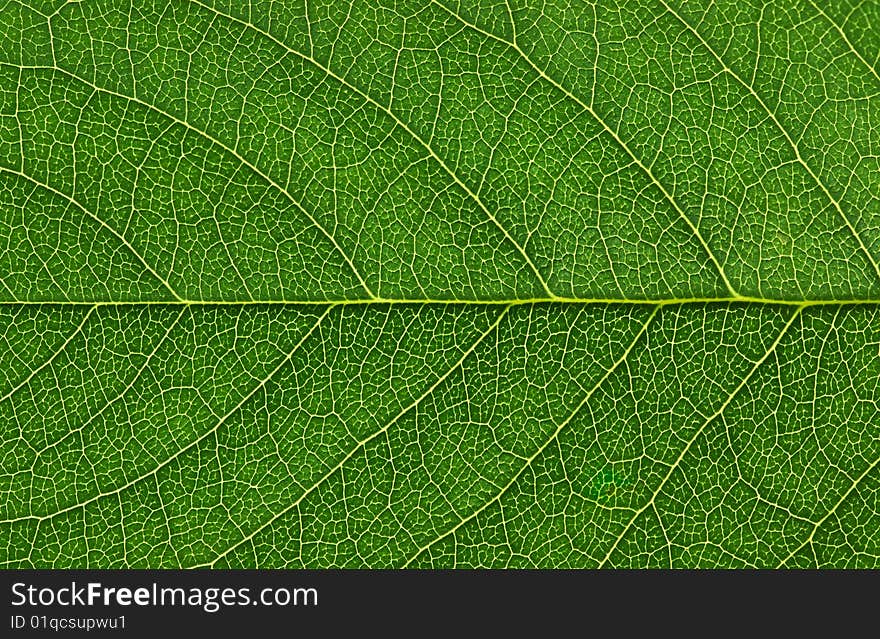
[403,305,659,566]
[200,304,512,567]
[597,304,804,567]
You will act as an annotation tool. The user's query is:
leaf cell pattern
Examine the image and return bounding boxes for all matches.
[0,0,878,567]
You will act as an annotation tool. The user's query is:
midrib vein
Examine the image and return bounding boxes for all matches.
[1,299,880,307]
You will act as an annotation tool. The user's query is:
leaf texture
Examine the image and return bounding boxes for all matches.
[0,0,878,567]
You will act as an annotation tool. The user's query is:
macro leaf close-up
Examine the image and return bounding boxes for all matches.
[0,0,878,568]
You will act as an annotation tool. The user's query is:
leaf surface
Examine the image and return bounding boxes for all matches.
[0,0,878,567]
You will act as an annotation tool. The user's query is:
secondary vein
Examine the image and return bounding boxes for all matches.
[597,304,804,567]
[429,0,740,299]
[659,0,880,284]
[403,304,659,567]
[200,304,512,567]
[186,0,557,300]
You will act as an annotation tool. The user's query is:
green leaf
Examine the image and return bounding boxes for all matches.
[0,0,878,567]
